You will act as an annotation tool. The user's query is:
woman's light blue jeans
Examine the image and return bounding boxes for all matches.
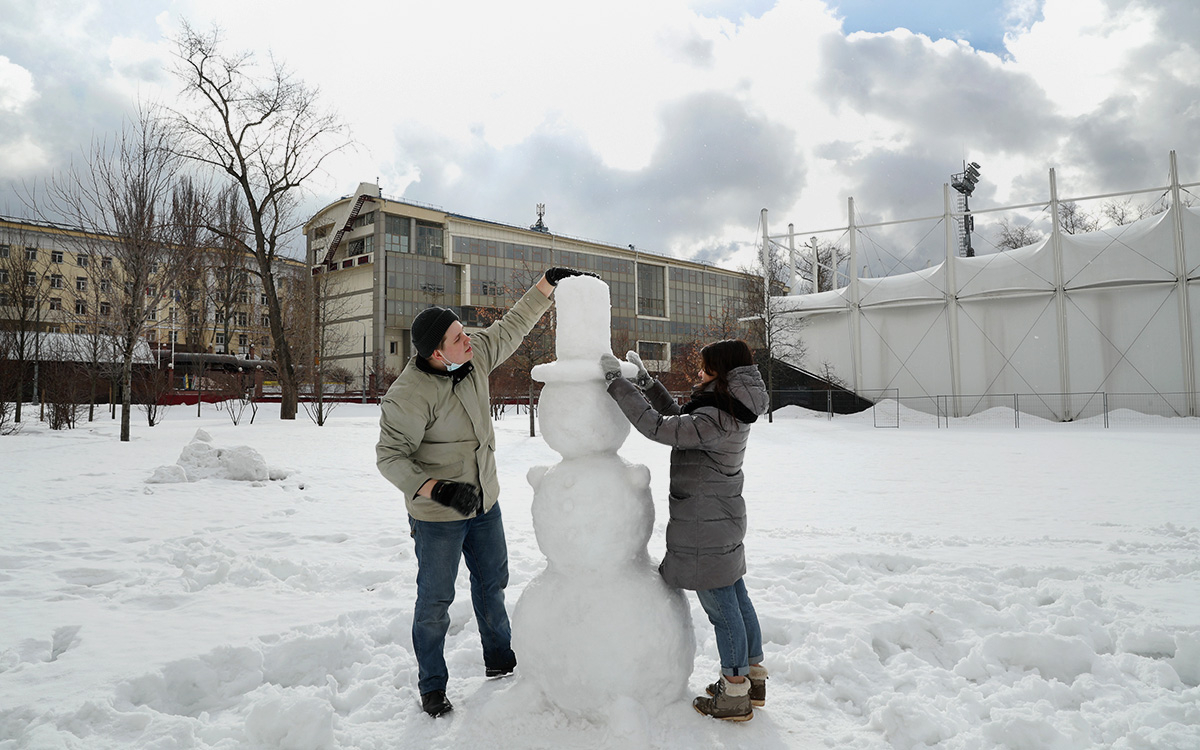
[695,578,763,677]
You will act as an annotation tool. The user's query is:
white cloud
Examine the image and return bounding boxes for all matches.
[0,56,37,112]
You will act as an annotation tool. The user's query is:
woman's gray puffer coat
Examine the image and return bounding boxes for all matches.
[606,365,769,591]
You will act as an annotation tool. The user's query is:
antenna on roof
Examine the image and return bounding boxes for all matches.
[530,203,549,233]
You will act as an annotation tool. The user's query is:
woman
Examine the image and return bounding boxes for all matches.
[600,340,769,722]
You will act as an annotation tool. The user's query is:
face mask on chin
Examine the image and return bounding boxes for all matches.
[438,354,463,372]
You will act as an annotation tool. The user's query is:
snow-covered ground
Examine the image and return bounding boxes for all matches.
[1,402,1197,749]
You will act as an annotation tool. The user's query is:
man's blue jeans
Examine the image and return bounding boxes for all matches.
[408,502,516,695]
[695,578,763,678]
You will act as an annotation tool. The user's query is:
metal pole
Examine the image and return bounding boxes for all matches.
[811,237,819,293]
[361,325,367,404]
[1049,167,1072,420]
[1168,151,1196,416]
[944,184,962,418]
[847,198,863,393]
[787,224,795,293]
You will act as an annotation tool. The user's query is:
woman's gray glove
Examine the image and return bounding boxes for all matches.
[599,353,624,383]
[625,350,653,389]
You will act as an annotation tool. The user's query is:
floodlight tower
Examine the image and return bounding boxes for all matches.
[950,161,982,257]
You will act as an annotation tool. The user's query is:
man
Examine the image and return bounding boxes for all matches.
[376,266,593,717]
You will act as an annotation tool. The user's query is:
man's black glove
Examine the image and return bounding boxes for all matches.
[545,267,601,285]
[430,481,484,516]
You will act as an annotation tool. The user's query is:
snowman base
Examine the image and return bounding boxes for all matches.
[511,564,693,719]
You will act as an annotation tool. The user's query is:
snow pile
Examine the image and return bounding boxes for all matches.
[147,429,289,483]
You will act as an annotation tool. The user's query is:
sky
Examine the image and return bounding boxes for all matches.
[0,0,1197,273]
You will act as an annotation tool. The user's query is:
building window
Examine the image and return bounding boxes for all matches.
[147,308,156,321]
[238,333,248,348]
[384,215,410,254]
[77,254,89,267]
[99,278,110,292]
[25,247,37,261]
[260,293,268,305]
[51,250,63,263]
[100,302,111,317]
[351,211,375,229]
[188,312,198,325]
[637,264,666,317]
[49,297,62,311]
[237,291,248,304]
[0,292,8,305]
[75,324,86,334]
[349,235,374,256]
[169,331,178,344]
[75,299,87,315]
[260,314,270,327]
[236,311,247,326]
[146,284,156,297]
[415,222,442,257]
[215,332,225,345]
[101,256,112,269]
[49,274,63,289]
[0,244,9,258]
[637,341,669,365]
[76,277,87,292]
[146,330,157,343]
[389,341,397,355]
[0,269,7,283]
[25,271,36,287]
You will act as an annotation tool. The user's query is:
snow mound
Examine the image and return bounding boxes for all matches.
[146,429,290,484]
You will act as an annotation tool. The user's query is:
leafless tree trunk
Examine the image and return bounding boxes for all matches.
[170,23,352,421]
[298,268,353,426]
[41,107,190,442]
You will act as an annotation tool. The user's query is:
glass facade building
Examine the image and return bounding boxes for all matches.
[304,184,758,377]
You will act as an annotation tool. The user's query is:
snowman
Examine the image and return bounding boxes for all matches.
[510,275,694,719]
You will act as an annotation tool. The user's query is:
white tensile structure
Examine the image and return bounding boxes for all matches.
[769,152,1200,420]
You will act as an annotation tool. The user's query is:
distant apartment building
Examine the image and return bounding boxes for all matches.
[0,217,305,362]
[304,183,759,381]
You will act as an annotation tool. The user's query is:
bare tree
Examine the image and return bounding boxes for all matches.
[741,241,808,422]
[994,218,1046,250]
[206,185,254,355]
[43,107,191,442]
[296,268,354,426]
[1057,200,1099,235]
[794,238,846,293]
[1101,197,1167,226]
[0,222,54,423]
[170,23,352,421]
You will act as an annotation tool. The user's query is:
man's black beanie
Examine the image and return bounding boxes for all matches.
[411,306,459,358]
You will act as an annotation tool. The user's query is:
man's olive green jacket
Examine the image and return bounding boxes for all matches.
[376,286,552,522]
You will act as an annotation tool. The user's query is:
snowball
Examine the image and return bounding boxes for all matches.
[511,567,694,719]
[536,382,630,458]
[145,465,188,484]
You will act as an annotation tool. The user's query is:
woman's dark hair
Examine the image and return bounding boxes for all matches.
[695,340,756,417]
